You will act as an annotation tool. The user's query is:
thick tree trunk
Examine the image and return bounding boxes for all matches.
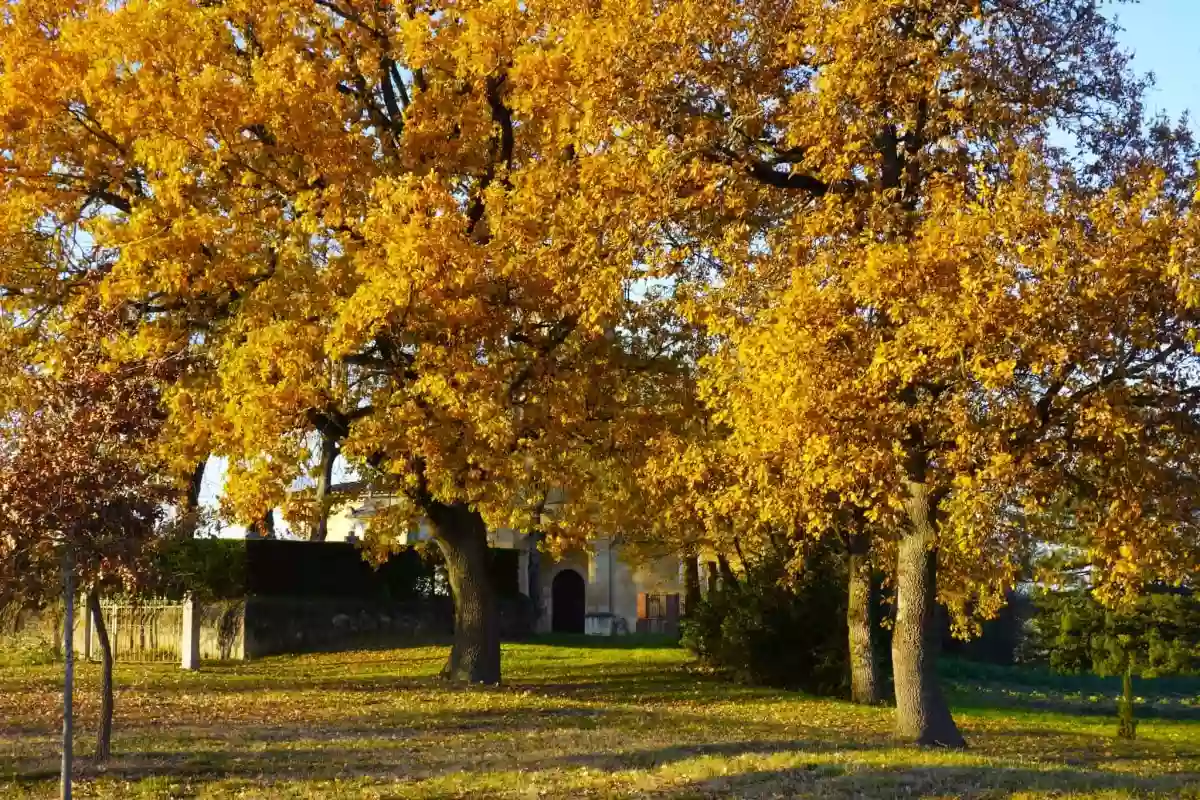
[893,479,966,747]
[310,435,338,542]
[683,555,702,616]
[85,590,114,762]
[428,501,501,684]
[847,534,883,705]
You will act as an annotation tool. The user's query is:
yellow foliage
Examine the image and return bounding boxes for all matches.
[0,0,691,546]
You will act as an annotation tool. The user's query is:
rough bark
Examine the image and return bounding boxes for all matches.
[683,555,702,616]
[847,534,883,706]
[310,435,338,542]
[86,589,113,762]
[428,501,501,684]
[893,478,966,747]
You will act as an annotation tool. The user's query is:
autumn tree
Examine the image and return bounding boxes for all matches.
[545,0,1198,745]
[0,312,176,763]
[0,0,691,684]
[642,423,887,705]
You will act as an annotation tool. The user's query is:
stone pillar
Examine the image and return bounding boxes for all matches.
[181,594,201,671]
[587,538,612,614]
[518,540,531,597]
[530,543,549,634]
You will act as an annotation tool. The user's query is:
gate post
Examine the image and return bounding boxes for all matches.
[181,594,201,671]
[518,545,530,596]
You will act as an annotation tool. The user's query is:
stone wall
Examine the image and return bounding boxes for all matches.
[198,600,246,660]
[76,600,243,662]
[4,594,534,663]
[242,596,454,657]
[1,601,240,663]
[242,594,535,658]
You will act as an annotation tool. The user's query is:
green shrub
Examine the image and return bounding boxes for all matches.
[1029,588,1200,678]
[681,543,849,696]
[1028,586,1200,738]
[148,537,248,601]
[0,601,63,666]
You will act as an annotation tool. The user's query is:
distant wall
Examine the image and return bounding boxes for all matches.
[153,538,522,603]
[1,600,244,663]
[242,596,453,657]
[199,600,246,660]
[242,594,533,658]
[4,593,532,663]
[75,601,244,662]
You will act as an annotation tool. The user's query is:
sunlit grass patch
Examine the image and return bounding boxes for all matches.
[2,641,1198,798]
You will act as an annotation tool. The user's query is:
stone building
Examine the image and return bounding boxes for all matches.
[323,488,684,636]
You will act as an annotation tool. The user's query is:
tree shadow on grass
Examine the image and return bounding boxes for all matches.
[540,737,887,772]
[7,736,882,786]
[666,763,1200,799]
[178,703,810,744]
[14,745,1198,799]
[165,675,438,694]
[968,726,1200,771]
[513,671,796,706]
[528,634,682,650]
[2,701,895,788]
[136,662,780,705]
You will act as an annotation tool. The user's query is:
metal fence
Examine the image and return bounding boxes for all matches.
[91,603,183,663]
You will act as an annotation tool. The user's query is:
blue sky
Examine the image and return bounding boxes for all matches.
[1114,0,1199,120]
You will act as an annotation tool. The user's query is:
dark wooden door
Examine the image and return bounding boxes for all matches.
[551,569,586,634]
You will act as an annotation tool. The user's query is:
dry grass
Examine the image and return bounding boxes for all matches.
[2,639,1198,798]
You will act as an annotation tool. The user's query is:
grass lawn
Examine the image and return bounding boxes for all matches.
[2,638,1199,799]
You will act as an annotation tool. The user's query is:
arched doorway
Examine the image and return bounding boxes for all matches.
[551,569,586,634]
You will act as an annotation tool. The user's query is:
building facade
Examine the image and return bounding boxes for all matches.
[324,495,683,636]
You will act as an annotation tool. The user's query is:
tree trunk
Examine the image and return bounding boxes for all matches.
[310,435,338,542]
[251,509,275,539]
[175,458,208,540]
[683,555,702,616]
[705,561,720,596]
[86,590,114,762]
[847,534,883,705]
[61,547,74,800]
[893,479,966,747]
[717,554,738,591]
[428,501,501,684]
[1118,666,1137,739]
[186,459,207,512]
